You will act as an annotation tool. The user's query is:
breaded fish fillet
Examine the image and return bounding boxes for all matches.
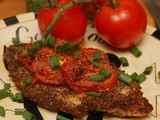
[4,45,153,117]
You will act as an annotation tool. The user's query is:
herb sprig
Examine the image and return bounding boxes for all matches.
[0,79,35,120]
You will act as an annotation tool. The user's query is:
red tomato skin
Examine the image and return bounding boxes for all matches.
[38,0,87,44]
[17,44,33,72]
[31,47,65,85]
[94,0,147,49]
[61,48,118,92]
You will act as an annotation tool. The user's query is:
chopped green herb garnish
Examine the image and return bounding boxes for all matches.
[87,59,99,67]
[50,55,60,69]
[9,92,16,101]
[72,44,81,51]
[143,66,153,75]
[22,111,36,120]
[16,46,23,54]
[0,89,9,100]
[130,72,138,79]
[22,47,33,57]
[15,93,24,103]
[130,46,142,58]
[22,41,42,58]
[34,40,43,51]
[120,57,129,67]
[89,74,105,81]
[0,106,5,117]
[56,42,74,54]
[75,50,79,60]
[12,37,20,45]
[56,113,71,120]
[93,50,100,61]
[15,108,27,115]
[133,74,146,83]
[42,34,56,47]
[100,68,111,78]
[4,83,11,90]
[118,72,132,84]
[23,79,32,87]
[86,91,102,97]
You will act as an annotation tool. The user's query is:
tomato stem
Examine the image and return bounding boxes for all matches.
[43,1,74,38]
[47,0,62,8]
[47,0,54,8]
[108,0,120,9]
[43,0,94,39]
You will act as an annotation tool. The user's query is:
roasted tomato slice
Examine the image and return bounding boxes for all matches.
[31,47,65,85]
[17,44,33,72]
[61,48,118,92]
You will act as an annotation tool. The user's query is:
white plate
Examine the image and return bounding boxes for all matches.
[0,12,160,120]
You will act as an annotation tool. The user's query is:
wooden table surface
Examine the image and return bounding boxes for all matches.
[0,0,156,28]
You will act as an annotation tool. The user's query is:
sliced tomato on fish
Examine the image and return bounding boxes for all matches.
[61,48,119,92]
[31,47,65,85]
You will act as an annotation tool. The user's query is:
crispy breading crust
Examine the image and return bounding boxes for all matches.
[4,45,153,117]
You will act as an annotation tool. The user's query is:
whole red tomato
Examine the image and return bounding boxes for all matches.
[94,0,147,49]
[38,0,87,44]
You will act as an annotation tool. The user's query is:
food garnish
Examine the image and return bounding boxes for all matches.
[130,46,142,58]
[120,57,129,67]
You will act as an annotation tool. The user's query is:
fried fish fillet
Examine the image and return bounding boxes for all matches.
[4,45,153,117]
